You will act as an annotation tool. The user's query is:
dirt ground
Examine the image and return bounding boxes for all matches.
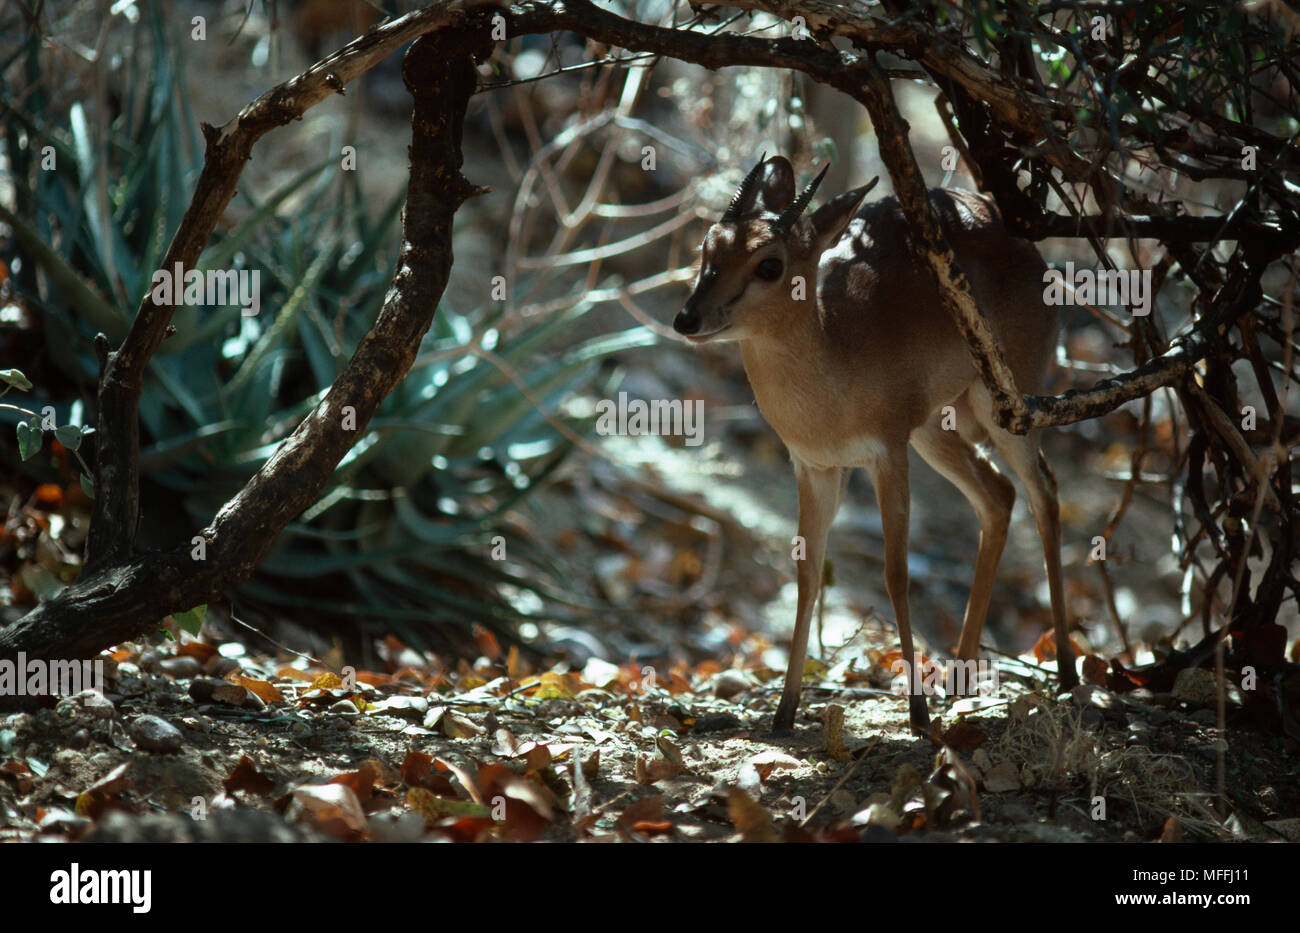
[0,625,1296,843]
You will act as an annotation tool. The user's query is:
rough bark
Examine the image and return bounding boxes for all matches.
[0,22,491,703]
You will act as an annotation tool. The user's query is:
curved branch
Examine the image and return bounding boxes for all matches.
[0,24,492,689]
[83,0,500,573]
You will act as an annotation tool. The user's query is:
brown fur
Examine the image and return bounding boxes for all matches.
[676,157,1077,734]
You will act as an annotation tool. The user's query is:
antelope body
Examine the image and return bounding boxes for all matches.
[675,156,1078,734]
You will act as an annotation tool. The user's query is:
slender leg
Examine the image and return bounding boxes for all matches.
[987,430,1079,691]
[864,444,929,733]
[909,422,1016,694]
[772,462,842,734]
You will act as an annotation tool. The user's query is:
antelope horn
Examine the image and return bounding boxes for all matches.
[773,163,829,234]
[721,152,767,222]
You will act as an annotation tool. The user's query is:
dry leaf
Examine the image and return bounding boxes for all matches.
[435,757,484,805]
[399,752,455,795]
[616,795,665,834]
[1082,654,1109,686]
[942,721,987,751]
[727,788,777,843]
[472,623,502,661]
[228,673,284,704]
[75,763,135,820]
[929,747,980,824]
[224,755,277,796]
[290,784,367,840]
[330,761,382,804]
[635,754,684,784]
[407,786,490,825]
[492,728,523,757]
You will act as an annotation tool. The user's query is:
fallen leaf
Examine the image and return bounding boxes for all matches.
[1082,654,1109,686]
[330,762,379,804]
[727,788,777,843]
[290,784,367,840]
[492,728,523,757]
[407,786,490,825]
[472,623,502,661]
[929,747,980,824]
[635,754,684,784]
[308,671,344,691]
[228,673,284,704]
[435,757,484,805]
[616,795,665,833]
[223,755,277,796]
[941,721,987,750]
[75,763,134,820]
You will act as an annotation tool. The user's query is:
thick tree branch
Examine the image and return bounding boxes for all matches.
[1015,237,1296,431]
[83,0,499,574]
[0,24,492,693]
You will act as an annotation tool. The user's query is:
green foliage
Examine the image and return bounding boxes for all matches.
[173,605,206,638]
[1,5,646,647]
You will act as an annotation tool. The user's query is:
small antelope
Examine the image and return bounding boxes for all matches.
[675,155,1078,734]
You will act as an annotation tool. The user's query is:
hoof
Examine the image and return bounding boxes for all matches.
[770,704,796,737]
[908,695,930,735]
[1056,668,1080,693]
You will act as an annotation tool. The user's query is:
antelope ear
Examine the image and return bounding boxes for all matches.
[756,156,796,213]
[809,176,878,252]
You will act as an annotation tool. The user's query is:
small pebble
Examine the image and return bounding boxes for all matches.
[1171,668,1218,706]
[1,713,32,732]
[204,656,241,678]
[77,690,115,720]
[158,656,203,679]
[129,715,183,753]
[713,670,753,701]
[53,749,85,770]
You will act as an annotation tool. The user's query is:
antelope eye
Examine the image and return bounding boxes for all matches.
[755,258,783,281]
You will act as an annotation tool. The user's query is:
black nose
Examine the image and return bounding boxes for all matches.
[674,305,700,335]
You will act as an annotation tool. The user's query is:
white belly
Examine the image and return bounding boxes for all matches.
[785,434,887,471]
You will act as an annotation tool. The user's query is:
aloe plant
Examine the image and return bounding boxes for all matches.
[1,4,651,649]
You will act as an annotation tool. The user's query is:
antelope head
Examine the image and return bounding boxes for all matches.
[674,155,879,343]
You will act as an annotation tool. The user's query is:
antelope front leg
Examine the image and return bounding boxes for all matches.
[771,463,842,734]
[867,445,930,734]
